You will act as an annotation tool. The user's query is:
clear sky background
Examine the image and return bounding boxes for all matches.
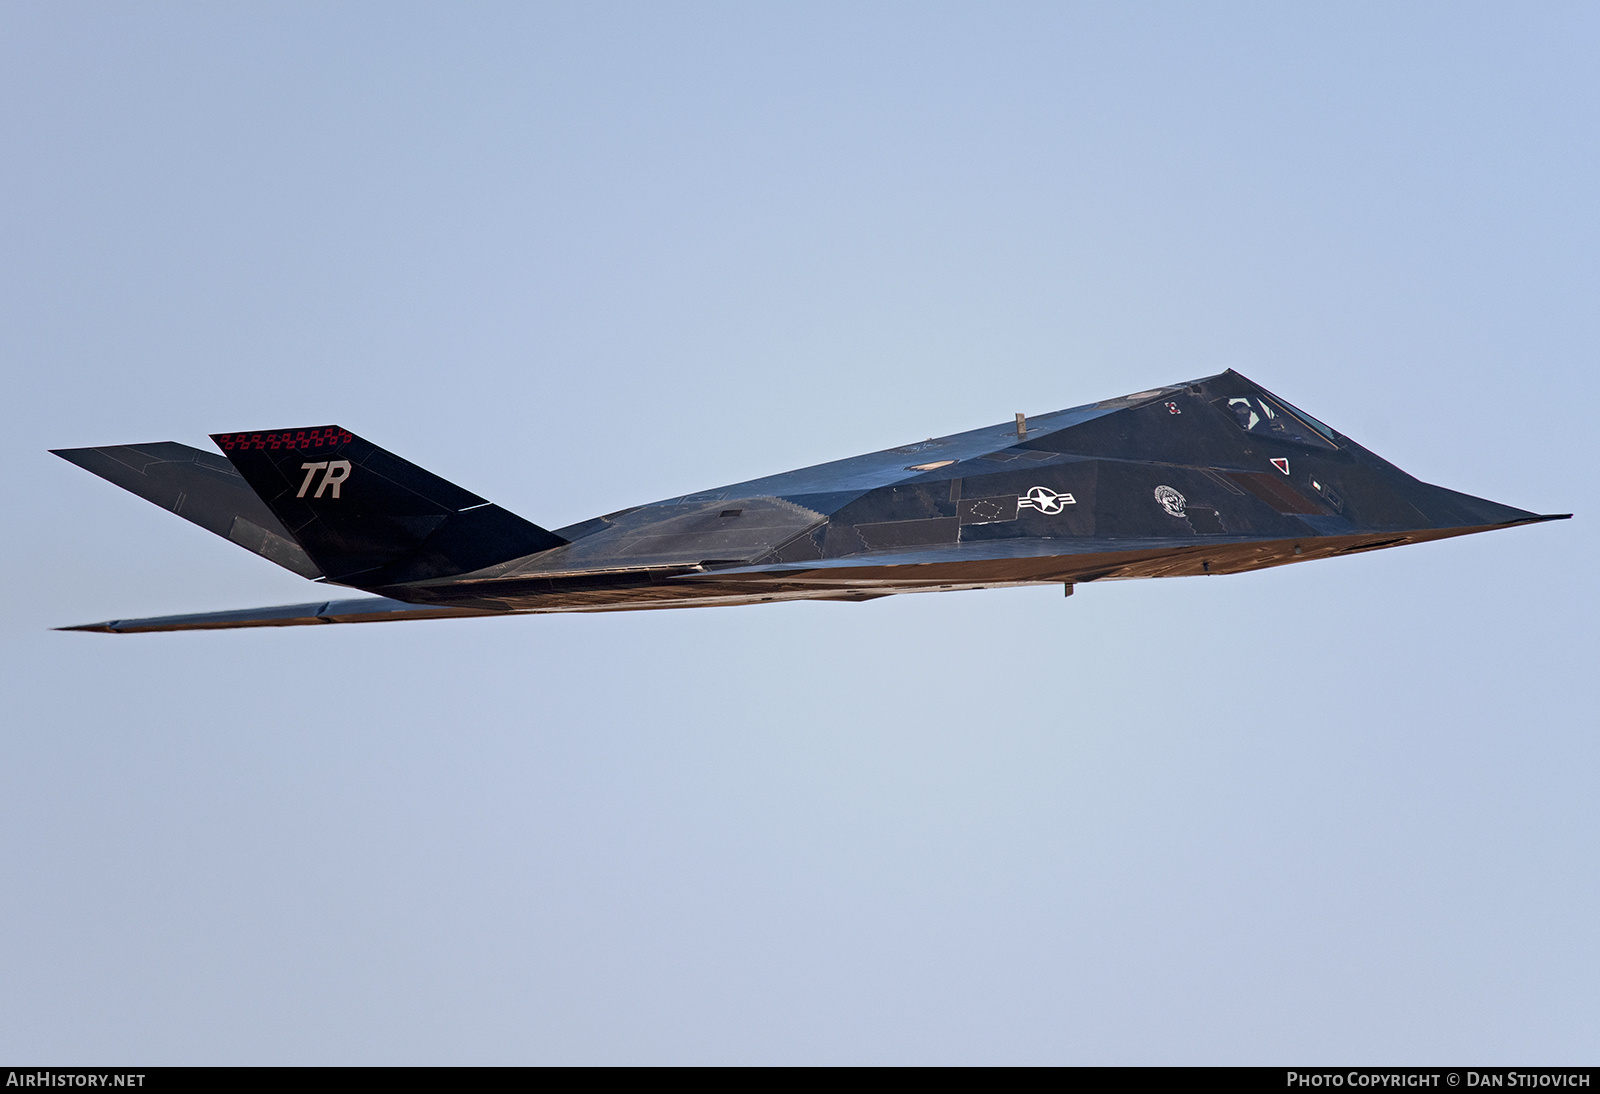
[1,2,1593,1065]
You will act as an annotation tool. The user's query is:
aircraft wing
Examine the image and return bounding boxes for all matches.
[58,596,501,634]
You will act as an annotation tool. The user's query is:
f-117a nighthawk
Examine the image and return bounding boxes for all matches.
[54,371,1565,633]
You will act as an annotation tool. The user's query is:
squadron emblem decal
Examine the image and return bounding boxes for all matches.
[1018,486,1076,514]
[1154,484,1186,518]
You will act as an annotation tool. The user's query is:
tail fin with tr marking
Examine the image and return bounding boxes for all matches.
[211,426,566,587]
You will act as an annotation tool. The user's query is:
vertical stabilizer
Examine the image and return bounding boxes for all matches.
[212,426,566,586]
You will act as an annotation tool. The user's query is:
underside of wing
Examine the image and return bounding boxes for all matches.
[59,597,502,634]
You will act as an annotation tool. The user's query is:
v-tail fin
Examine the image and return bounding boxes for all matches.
[52,442,322,577]
[211,426,565,586]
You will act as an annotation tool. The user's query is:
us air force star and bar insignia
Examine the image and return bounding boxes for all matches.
[1154,485,1187,518]
[958,487,1078,525]
[1018,486,1075,514]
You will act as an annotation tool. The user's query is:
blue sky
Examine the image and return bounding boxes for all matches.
[1,2,1593,1063]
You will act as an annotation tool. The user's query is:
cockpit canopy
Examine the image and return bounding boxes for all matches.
[1217,394,1338,449]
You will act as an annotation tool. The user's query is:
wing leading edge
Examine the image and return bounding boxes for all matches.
[59,596,501,634]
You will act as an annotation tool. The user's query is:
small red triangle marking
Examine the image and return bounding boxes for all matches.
[1270,458,1290,475]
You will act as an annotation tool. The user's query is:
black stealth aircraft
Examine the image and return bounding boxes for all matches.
[54,372,1566,633]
